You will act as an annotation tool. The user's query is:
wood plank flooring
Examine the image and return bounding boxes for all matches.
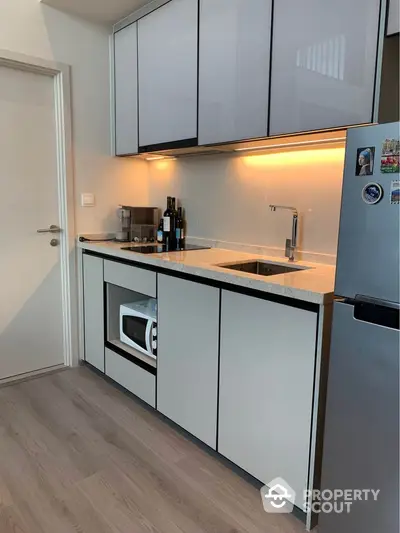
[0,367,307,533]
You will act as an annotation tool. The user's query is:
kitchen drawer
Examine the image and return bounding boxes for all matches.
[105,348,156,408]
[104,259,156,297]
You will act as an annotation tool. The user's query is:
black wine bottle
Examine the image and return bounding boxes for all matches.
[157,218,164,243]
[169,197,178,249]
[175,207,185,248]
[163,197,172,245]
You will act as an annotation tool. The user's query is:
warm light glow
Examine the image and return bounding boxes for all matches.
[154,160,173,170]
[241,147,345,167]
[145,155,165,161]
[234,137,346,153]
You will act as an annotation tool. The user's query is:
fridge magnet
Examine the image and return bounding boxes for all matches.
[390,181,400,204]
[362,183,383,205]
[356,147,375,176]
[381,138,400,174]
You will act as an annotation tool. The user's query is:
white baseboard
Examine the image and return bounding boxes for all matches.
[0,364,66,388]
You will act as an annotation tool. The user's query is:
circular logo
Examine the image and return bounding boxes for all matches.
[362,183,383,205]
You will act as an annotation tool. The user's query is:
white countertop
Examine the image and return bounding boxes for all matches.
[78,241,336,305]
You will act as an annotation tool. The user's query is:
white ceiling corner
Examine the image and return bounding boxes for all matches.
[39,0,153,26]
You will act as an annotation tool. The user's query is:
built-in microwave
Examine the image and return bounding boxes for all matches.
[120,299,157,359]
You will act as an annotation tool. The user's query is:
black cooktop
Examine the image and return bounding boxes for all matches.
[121,244,211,254]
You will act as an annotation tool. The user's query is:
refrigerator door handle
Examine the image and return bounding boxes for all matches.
[355,294,400,310]
[352,296,400,331]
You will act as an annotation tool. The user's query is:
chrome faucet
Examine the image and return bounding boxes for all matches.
[269,205,299,262]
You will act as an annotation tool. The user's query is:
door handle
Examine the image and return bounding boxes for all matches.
[37,225,62,234]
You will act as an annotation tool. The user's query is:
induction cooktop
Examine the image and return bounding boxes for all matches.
[121,244,211,254]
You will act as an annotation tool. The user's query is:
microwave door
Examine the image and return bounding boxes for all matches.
[145,320,155,358]
[122,315,148,353]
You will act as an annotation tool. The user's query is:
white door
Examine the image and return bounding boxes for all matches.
[0,65,66,379]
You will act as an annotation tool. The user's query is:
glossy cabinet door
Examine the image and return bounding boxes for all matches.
[270,0,382,135]
[218,290,317,508]
[157,274,220,449]
[83,254,104,372]
[105,348,155,408]
[114,23,138,155]
[138,0,198,149]
[198,0,272,145]
[387,0,400,36]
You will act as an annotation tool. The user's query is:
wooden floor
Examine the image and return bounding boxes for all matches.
[0,367,306,533]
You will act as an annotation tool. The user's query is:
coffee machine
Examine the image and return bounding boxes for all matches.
[116,206,159,243]
[116,207,132,242]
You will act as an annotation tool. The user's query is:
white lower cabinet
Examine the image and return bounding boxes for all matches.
[83,254,104,372]
[218,290,318,508]
[104,259,156,298]
[82,255,322,510]
[157,274,220,449]
[105,348,155,408]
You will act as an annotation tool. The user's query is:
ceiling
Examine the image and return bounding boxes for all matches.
[40,0,152,26]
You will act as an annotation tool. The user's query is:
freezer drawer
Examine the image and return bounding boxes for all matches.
[320,300,399,533]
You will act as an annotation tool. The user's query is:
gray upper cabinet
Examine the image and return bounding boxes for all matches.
[113,0,384,152]
[198,0,272,145]
[138,0,198,149]
[387,0,400,35]
[157,274,220,449]
[114,23,138,156]
[269,0,382,136]
[83,254,104,372]
[218,290,317,508]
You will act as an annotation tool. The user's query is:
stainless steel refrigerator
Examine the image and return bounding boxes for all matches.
[320,122,400,533]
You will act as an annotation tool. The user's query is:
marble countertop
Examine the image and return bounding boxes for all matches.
[78,240,336,305]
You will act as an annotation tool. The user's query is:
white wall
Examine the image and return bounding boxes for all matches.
[0,0,147,233]
[148,147,345,262]
[0,0,345,258]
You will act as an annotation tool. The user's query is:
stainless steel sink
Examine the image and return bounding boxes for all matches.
[218,260,308,277]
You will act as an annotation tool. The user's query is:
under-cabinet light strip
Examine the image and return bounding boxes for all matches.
[145,155,165,161]
[145,155,177,161]
[144,137,346,160]
[233,137,346,153]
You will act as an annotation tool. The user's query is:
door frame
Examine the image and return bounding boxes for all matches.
[0,49,77,368]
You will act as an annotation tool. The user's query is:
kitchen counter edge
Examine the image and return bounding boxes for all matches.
[78,241,335,305]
